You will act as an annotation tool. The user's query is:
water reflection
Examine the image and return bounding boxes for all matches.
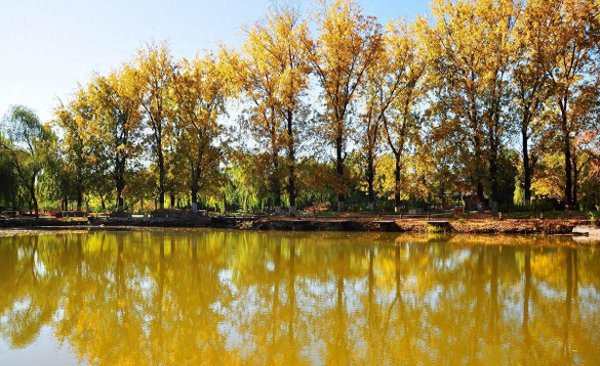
[0,230,599,365]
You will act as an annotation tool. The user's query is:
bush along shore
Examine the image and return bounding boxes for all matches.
[0,211,596,235]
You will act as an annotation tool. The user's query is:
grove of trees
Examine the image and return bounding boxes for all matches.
[1,0,599,215]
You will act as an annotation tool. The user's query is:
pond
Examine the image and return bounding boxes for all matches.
[0,229,598,365]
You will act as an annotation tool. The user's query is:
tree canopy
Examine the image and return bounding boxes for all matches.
[1,0,598,214]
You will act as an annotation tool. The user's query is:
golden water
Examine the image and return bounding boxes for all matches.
[0,229,598,365]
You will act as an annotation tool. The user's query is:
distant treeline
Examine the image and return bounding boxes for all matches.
[1,0,599,216]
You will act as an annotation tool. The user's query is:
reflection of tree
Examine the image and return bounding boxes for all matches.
[0,235,60,348]
[0,231,599,365]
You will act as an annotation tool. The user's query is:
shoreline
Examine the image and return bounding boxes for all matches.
[0,216,594,235]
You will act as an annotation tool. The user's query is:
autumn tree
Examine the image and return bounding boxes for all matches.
[423,0,520,210]
[250,5,312,214]
[539,0,599,208]
[357,21,422,210]
[304,0,382,211]
[511,0,551,207]
[223,50,284,211]
[172,54,228,212]
[53,89,98,211]
[0,106,54,217]
[90,65,143,212]
[379,21,427,213]
[137,43,176,210]
[224,6,311,213]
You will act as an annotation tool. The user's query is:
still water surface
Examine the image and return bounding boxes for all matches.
[0,229,599,365]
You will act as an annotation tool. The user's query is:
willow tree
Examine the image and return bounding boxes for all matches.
[369,21,426,213]
[137,43,176,210]
[173,54,229,212]
[90,65,143,212]
[0,106,54,217]
[304,0,382,211]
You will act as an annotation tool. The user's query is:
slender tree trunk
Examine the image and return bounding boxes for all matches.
[32,196,38,218]
[30,173,39,218]
[563,132,573,209]
[288,163,296,215]
[394,152,401,214]
[170,194,175,209]
[559,100,573,209]
[271,152,281,213]
[489,145,499,211]
[336,134,345,212]
[287,110,296,215]
[76,187,83,212]
[522,125,532,207]
[572,154,578,208]
[115,171,125,213]
[190,148,204,213]
[473,134,486,210]
[158,148,165,210]
[366,149,375,211]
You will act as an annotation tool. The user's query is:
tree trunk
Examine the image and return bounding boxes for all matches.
[158,149,165,210]
[488,146,499,212]
[394,152,401,213]
[191,187,198,213]
[287,110,297,215]
[522,126,532,207]
[116,174,125,212]
[30,173,39,218]
[288,163,296,215]
[271,152,281,213]
[336,135,345,212]
[474,135,486,211]
[572,154,578,208]
[559,101,573,209]
[116,193,124,213]
[563,132,573,209]
[76,189,83,212]
[366,150,375,211]
[170,194,175,209]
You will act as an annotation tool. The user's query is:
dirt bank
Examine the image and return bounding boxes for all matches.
[0,215,591,234]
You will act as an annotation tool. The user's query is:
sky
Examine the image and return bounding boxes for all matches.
[0,0,431,122]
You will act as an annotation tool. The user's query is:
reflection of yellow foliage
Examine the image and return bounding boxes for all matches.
[530,251,565,285]
[0,230,598,365]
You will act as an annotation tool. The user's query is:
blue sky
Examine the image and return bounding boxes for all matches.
[0,0,430,122]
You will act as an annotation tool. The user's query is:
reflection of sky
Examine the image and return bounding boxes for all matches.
[0,326,80,366]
